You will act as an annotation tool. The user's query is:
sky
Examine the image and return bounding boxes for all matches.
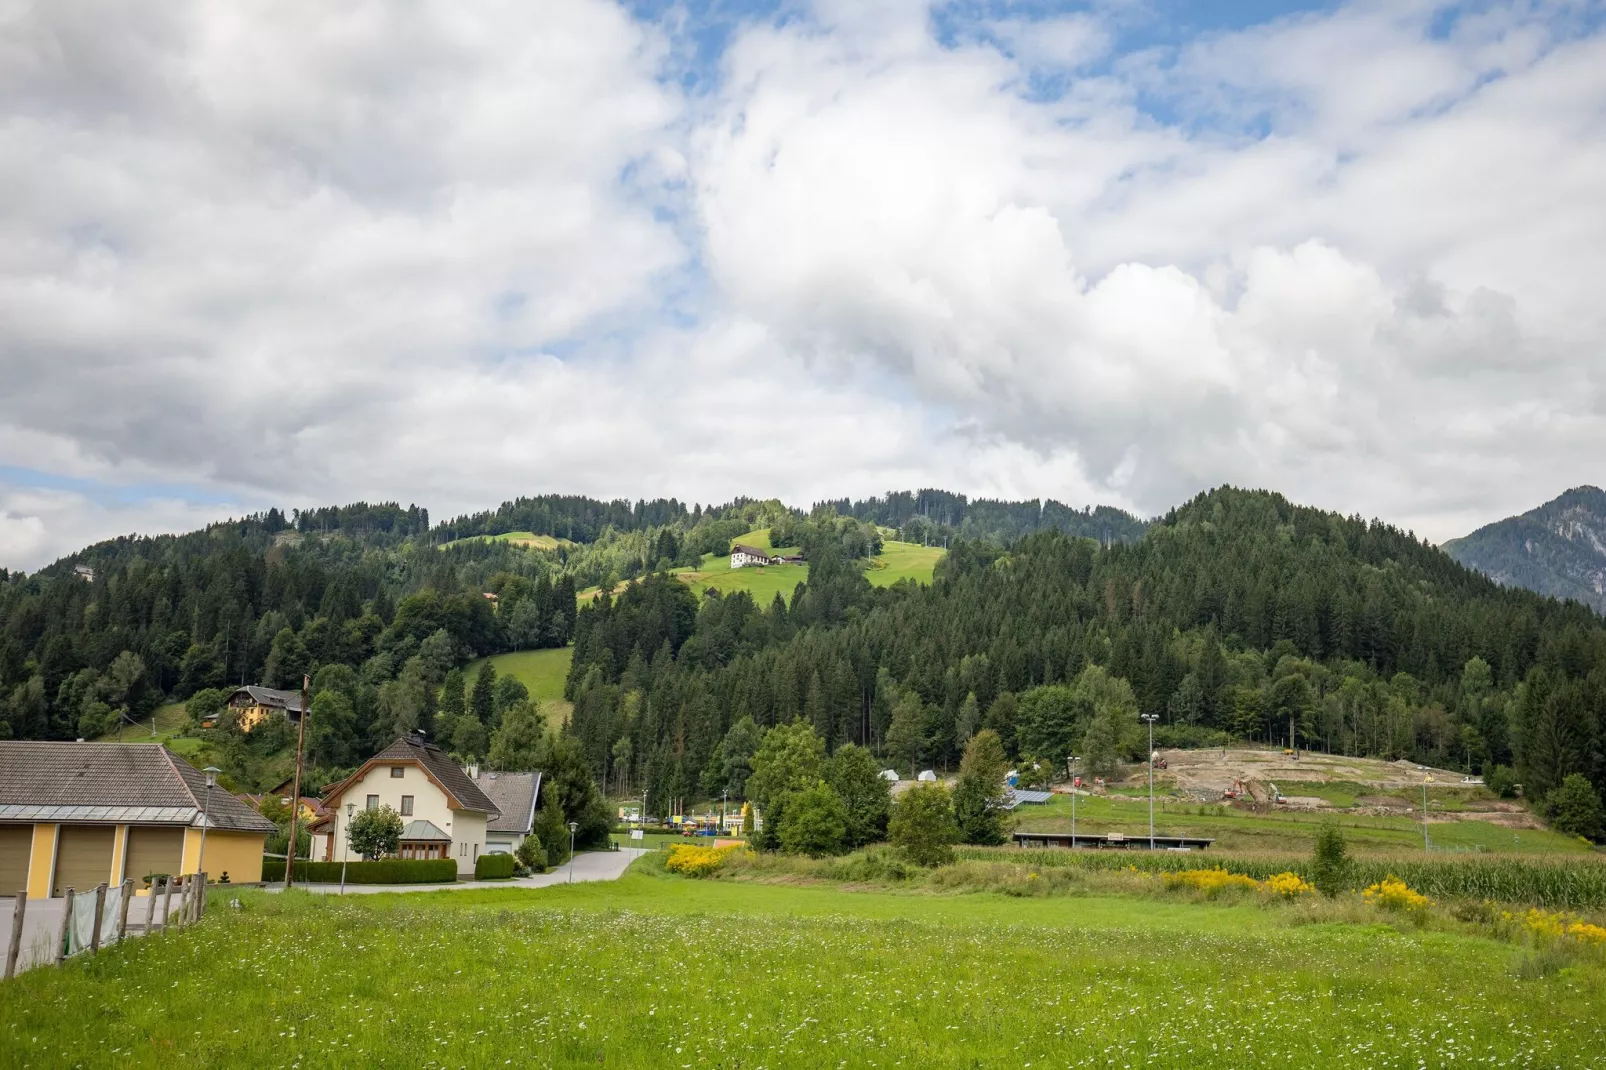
[2,0,1604,570]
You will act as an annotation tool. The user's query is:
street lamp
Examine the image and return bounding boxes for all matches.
[567,822,579,884]
[1139,715,1160,850]
[198,766,221,880]
[1066,756,1079,847]
[341,802,355,894]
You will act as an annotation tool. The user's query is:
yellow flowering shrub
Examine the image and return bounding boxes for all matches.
[1260,872,1315,899]
[1164,868,1261,897]
[1504,908,1606,946]
[1363,876,1430,913]
[664,844,741,878]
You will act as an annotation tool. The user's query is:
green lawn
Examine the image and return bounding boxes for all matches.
[438,531,568,551]
[5,869,1602,1067]
[866,539,945,587]
[463,647,573,704]
[94,700,189,744]
[1013,791,1593,855]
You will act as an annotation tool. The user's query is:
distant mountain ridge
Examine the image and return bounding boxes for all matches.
[1443,486,1606,612]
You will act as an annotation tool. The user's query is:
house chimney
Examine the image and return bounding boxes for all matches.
[466,762,479,779]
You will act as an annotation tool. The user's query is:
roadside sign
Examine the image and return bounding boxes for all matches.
[630,829,644,841]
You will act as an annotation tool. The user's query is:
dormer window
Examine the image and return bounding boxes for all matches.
[390,766,405,778]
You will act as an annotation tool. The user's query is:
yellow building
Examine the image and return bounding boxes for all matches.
[0,741,277,900]
[220,685,305,732]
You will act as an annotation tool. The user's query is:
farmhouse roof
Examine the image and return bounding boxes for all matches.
[322,735,500,817]
[731,544,771,559]
[474,770,541,835]
[0,741,276,832]
[230,685,305,716]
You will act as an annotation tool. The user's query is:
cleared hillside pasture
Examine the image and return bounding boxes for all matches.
[93,700,189,743]
[436,530,567,551]
[464,647,573,712]
[5,872,1602,1068]
[866,539,944,587]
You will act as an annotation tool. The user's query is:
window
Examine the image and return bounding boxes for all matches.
[400,795,413,816]
[390,766,405,778]
[366,794,378,810]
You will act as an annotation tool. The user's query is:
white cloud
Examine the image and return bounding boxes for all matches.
[1,0,1604,568]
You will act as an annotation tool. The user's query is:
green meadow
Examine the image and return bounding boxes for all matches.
[438,530,568,551]
[5,862,1603,1068]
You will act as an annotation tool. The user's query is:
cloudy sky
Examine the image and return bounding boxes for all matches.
[2,0,1604,569]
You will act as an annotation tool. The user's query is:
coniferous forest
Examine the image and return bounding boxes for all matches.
[2,486,1603,830]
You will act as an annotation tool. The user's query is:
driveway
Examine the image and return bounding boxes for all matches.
[267,847,646,895]
[1,892,165,977]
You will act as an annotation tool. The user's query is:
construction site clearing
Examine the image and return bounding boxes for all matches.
[1047,747,1541,830]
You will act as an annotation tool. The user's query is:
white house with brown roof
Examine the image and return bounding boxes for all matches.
[0,741,276,900]
[311,735,500,878]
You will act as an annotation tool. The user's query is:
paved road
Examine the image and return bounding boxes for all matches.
[1,850,645,978]
[269,847,646,895]
[1,891,168,977]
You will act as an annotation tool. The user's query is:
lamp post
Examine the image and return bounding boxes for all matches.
[198,766,221,880]
[1140,715,1159,850]
[722,790,729,834]
[1066,755,1079,847]
[340,802,355,894]
[1422,773,1433,853]
[567,822,579,884]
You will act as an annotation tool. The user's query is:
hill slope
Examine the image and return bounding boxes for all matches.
[1444,486,1606,612]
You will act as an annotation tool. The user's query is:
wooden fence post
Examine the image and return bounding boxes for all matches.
[90,884,107,954]
[156,876,171,934]
[55,887,73,965]
[3,892,25,980]
[117,879,133,943]
[197,873,207,922]
[175,877,188,929]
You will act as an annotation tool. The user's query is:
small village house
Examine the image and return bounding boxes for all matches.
[310,735,500,877]
[0,741,277,899]
[222,685,305,732]
[473,770,541,856]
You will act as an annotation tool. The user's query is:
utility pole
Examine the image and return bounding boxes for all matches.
[1140,714,1159,850]
[284,674,311,890]
[1067,755,1078,847]
[1422,773,1432,853]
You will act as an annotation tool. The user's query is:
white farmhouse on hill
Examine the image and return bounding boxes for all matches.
[730,544,805,569]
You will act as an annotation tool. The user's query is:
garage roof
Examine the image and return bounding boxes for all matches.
[0,742,276,833]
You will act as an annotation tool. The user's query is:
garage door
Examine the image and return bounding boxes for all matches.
[0,825,32,895]
[52,825,115,897]
[123,827,184,886]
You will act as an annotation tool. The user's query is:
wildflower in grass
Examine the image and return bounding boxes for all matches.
[1512,908,1606,946]
[1260,872,1314,899]
[1362,877,1430,913]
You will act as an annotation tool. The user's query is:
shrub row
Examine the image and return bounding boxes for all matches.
[956,848,1606,909]
[474,853,517,880]
[261,859,459,884]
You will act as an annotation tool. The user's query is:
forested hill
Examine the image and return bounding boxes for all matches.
[1444,486,1606,613]
[566,486,1605,821]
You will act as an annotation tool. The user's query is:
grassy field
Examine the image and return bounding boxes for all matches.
[463,647,573,721]
[5,866,1603,1068]
[438,531,568,551]
[1012,790,1593,855]
[866,539,945,587]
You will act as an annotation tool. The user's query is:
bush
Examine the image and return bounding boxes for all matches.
[1363,876,1431,914]
[1151,725,1234,750]
[1542,774,1605,842]
[474,853,516,880]
[515,833,547,873]
[1310,823,1352,897]
[889,783,959,867]
[348,805,404,860]
[1485,765,1518,799]
[1163,868,1260,897]
[260,859,458,884]
[777,782,849,857]
[665,844,742,877]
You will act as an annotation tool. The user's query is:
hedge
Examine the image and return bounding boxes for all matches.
[260,859,459,884]
[474,853,516,880]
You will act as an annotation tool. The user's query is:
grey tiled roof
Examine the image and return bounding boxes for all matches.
[475,771,540,835]
[0,741,276,833]
[399,820,451,842]
[230,685,304,716]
